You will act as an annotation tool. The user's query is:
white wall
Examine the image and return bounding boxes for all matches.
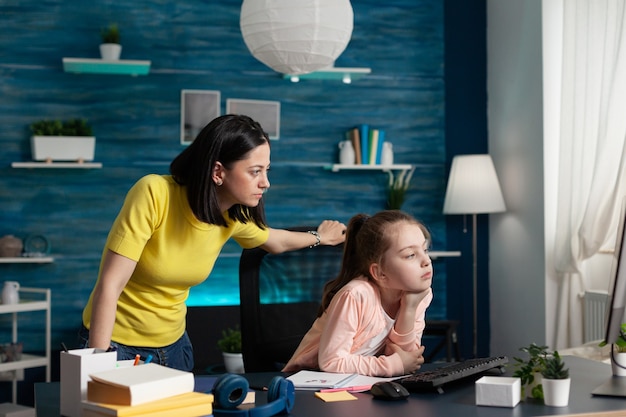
[487,0,546,356]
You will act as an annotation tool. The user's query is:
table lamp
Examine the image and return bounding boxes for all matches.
[443,154,506,358]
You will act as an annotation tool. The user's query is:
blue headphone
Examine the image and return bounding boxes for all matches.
[212,374,295,417]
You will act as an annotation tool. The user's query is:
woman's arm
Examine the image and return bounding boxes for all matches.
[88,250,137,349]
[260,220,346,254]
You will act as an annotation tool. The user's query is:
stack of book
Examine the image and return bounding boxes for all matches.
[81,363,214,417]
[345,124,387,165]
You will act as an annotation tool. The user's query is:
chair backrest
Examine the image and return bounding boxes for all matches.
[238,227,344,372]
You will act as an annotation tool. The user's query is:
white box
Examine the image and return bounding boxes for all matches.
[30,135,96,161]
[0,403,35,417]
[60,348,117,417]
[475,376,521,408]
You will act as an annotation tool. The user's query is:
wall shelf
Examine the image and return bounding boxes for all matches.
[0,256,54,263]
[62,58,151,76]
[11,161,102,169]
[326,163,412,172]
[283,67,371,83]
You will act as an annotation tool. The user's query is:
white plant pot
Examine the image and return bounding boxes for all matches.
[100,43,122,60]
[542,378,571,407]
[31,136,96,162]
[222,352,245,374]
[611,352,626,376]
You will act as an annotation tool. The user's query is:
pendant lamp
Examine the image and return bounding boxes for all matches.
[240,0,354,75]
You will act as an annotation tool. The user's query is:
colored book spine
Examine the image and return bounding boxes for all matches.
[376,130,385,164]
[351,128,362,164]
[368,129,379,165]
[359,124,369,165]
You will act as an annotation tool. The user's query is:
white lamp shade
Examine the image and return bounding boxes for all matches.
[240,0,354,75]
[443,154,506,214]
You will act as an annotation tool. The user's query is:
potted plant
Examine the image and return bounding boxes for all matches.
[29,119,96,163]
[599,323,626,376]
[100,23,121,60]
[512,343,549,400]
[217,326,244,373]
[541,351,570,407]
[386,167,415,210]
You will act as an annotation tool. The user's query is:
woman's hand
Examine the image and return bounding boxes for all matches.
[317,220,346,246]
[390,343,425,374]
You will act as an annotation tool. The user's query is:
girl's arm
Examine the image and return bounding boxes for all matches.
[88,250,137,349]
[390,288,433,350]
[260,220,345,254]
[317,289,406,377]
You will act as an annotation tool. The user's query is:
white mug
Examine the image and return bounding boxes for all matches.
[2,281,20,304]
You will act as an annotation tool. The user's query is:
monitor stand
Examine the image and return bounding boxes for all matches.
[592,377,626,397]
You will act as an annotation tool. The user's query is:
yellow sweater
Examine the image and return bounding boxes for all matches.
[82,174,269,347]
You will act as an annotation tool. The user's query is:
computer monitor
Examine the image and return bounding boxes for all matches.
[592,198,626,397]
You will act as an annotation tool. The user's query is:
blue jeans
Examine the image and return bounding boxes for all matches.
[78,325,194,372]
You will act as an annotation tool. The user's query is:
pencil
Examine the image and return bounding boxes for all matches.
[133,354,140,366]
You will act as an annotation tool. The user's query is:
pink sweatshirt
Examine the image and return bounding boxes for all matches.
[282,277,433,377]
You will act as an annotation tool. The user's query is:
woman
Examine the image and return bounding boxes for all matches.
[80,115,346,371]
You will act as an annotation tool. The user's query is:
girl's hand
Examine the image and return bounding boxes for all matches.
[401,289,431,311]
[390,343,425,374]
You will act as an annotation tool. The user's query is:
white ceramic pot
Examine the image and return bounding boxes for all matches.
[338,140,355,165]
[612,352,626,376]
[2,281,20,305]
[31,136,96,162]
[542,378,571,407]
[222,352,245,374]
[100,43,122,60]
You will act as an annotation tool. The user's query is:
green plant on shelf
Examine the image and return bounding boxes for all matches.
[386,167,415,210]
[101,23,120,44]
[30,119,93,136]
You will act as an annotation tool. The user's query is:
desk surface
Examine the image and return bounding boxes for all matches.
[36,356,626,417]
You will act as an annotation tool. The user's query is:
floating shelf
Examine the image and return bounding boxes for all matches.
[11,161,102,169]
[62,58,151,76]
[283,67,371,83]
[0,257,54,263]
[326,163,412,172]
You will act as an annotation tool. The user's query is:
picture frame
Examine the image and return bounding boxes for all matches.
[226,99,280,140]
[180,90,221,145]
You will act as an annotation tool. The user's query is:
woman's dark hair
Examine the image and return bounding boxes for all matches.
[170,114,270,227]
[318,210,431,316]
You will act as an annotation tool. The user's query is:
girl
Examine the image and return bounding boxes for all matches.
[79,115,346,371]
[283,210,433,377]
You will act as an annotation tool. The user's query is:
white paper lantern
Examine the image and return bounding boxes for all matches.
[240,0,354,75]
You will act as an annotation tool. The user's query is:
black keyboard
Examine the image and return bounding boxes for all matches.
[396,356,509,393]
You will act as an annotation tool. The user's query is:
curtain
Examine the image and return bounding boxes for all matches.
[553,0,626,348]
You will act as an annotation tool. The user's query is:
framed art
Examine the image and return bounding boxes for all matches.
[226,99,280,140]
[180,90,221,145]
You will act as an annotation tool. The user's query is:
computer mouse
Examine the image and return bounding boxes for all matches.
[370,381,410,401]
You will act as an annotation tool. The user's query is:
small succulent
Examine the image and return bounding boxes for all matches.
[541,351,569,380]
[101,23,120,44]
[217,326,242,353]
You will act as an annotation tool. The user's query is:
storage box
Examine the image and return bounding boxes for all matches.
[60,348,117,417]
[0,403,35,417]
[475,376,521,408]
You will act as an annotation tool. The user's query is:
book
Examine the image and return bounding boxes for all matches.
[87,363,194,406]
[81,392,214,417]
[368,129,379,165]
[350,128,362,164]
[376,130,385,164]
[359,124,369,164]
[286,370,358,390]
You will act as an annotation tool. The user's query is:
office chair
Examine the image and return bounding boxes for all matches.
[238,226,344,372]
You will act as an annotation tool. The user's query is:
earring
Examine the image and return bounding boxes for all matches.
[216,180,223,186]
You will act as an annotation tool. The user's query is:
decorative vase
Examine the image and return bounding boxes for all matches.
[0,235,23,257]
[100,43,122,60]
[222,352,245,374]
[338,140,355,165]
[542,378,571,407]
[2,281,20,305]
[612,352,626,376]
[382,142,394,165]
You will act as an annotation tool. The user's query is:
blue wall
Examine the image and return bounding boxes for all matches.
[0,0,481,389]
